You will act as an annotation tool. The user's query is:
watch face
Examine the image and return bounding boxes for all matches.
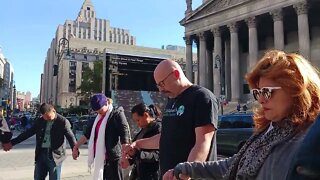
[70,97,74,102]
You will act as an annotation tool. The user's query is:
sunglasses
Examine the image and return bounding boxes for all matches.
[251,87,281,100]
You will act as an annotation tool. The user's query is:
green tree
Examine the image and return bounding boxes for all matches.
[77,60,103,103]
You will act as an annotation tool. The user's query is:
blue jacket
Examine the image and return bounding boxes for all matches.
[286,116,320,179]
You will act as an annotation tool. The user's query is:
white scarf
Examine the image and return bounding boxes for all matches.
[0,116,10,133]
[88,104,113,180]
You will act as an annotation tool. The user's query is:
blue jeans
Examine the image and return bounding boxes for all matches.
[34,150,62,180]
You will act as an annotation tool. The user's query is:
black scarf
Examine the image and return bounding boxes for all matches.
[224,120,297,180]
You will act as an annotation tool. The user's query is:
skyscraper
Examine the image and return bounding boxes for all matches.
[41,0,189,107]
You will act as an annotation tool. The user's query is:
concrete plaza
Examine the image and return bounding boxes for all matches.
[0,131,91,180]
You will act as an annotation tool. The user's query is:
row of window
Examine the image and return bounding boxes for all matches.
[65,23,133,44]
[67,61,94,93]
[70,54,99,61]
[69,61,77,92]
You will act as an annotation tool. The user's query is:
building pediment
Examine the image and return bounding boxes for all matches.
[181,0,251,25]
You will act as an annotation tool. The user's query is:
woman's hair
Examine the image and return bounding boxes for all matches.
[131,103,161,118]
[246,50,320,133]
[106,98,113,105]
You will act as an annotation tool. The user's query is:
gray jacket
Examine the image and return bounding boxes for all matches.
[174,132,305,180]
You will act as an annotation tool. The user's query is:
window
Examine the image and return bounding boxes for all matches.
[82,62,89,69]
[87,7,90,10]
[126,35,129,44]
[68,61,77,93]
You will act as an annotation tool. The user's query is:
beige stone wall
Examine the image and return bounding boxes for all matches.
[42,0,190,106]
[184,0,304,35]
[182,0,320,103]
[54,38,189,107]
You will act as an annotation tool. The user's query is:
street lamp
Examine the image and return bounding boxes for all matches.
[55,37,71,62]
[54,37,71,106]
[214,54,224,115]
[13,84,16,112]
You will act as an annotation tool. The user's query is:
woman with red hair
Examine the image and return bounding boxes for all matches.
[165,50,320,180]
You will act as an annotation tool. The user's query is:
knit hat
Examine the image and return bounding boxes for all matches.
[90,93,107,111]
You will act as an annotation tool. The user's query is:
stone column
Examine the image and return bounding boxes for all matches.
[184,36,193,81]
[225,40,231,101]
[246,17,258,70]
[294,1,310,60]
[212,28,222,96]
[195,39,200,84]
[199,32,207,87]
[207,48,213,91]
[270,9,284,50]
[228,23,240,102]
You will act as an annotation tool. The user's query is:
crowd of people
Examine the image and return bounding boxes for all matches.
[0,49,319,180]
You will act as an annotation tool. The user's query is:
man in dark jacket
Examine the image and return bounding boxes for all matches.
[7,103,77,180]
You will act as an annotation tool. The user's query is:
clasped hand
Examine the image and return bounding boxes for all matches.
[1,142,12,151]
[120,143,137,169]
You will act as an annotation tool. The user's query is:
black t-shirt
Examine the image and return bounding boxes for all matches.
[159,85,218,177]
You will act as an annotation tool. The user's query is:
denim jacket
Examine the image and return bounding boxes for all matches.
[174,131,306,180]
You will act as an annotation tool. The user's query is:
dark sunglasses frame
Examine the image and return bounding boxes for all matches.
[251,87,281,100]
[156,71,174,88]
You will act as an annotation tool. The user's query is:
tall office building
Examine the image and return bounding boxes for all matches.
[41,0,189,107]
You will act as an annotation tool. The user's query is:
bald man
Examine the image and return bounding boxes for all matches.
[123,60,218,179]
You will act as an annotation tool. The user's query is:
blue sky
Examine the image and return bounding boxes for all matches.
[0,0,201,98]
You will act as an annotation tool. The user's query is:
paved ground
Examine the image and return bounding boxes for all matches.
[0,131,91,180]
[0,130,227,180]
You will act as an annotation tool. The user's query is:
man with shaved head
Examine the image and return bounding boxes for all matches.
[123,60,218,179]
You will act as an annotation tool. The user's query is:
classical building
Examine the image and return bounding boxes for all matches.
[41,0,191,108]
[181,0,320,103]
